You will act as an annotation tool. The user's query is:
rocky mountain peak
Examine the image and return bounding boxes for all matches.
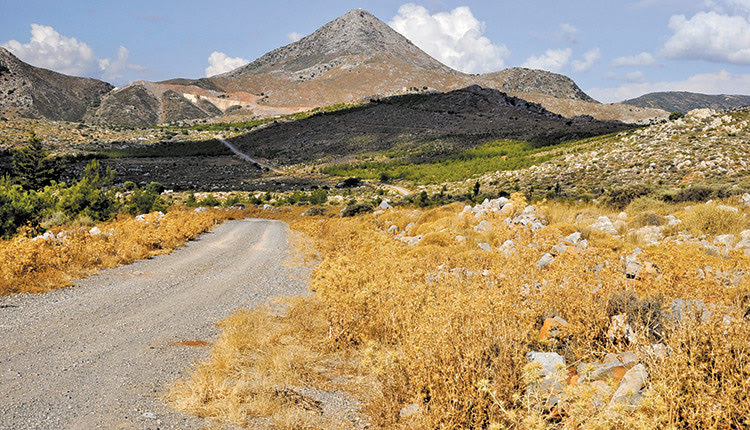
[218,9,453,78]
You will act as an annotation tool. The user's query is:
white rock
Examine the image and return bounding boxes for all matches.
[740,193,750,208]
[635,226,664,246]
[399,403,420,418]
[478,242,492,252]
[387,225,399,234]
[474,220,493,233]
[88,227,102,236]
[617,212,628,220]
[714,234,735,247]
[526,351,565,378]
[564,232,582,244]
[195,207,209,213]
[610,364,648,406]
[536,253,554,269]
[379,200,391,210]
[591,216,618,235]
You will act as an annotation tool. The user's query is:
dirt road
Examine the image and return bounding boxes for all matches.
[216,135,287,175]
[0,219,310,429]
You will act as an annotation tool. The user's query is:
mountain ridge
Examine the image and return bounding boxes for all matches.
[622,91,750,113]
[0,47,113,122]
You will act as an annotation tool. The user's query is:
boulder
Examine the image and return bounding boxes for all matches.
[499,239,516,256]
[610,364,648,406]
[195,207,209,213]
[591,216,618,235]
[714,234,736,248]
[474,220,493,233]
[539,316,568,341]
[671,298,711,323]
[635,226,664,246]
[478,242,492,252]
[88,226,102,236]
[387,225,399,234]
[379,200,392,210]
[740,193,750,208]
[536,253,554,269]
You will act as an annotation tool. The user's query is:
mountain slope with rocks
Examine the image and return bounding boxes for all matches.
[623,91,750,114]
[0,47,113,122]
[471,107,750,196]
[229,85,634,165]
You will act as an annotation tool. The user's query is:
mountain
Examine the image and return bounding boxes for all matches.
[0,47,113,122]
[228,85,633,166]
[622,91,750,113]
[0,10,663,126]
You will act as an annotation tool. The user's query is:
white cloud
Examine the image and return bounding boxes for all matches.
[389,4,510,73]
[625,71,647,83]
[2,24,144,83]
[572,48,601,72]
[611,52,657,67]
[588,70,750,102]
[522,48,572,72]
[286,32,303,43]
[559,23,580,44]
[662,11,750,64]
[205,51,248,77]
[99,46,132,81]
[2,24,96,75]
[704,0,750,13]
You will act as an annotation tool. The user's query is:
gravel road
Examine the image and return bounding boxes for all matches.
[0,219,311,429]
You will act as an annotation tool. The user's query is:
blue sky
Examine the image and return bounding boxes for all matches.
[1,0,749,102]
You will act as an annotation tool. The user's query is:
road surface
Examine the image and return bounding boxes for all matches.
[215,135,287,175]
[0,219,310,429]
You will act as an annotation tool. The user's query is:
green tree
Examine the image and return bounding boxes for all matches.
[12,133,62,190]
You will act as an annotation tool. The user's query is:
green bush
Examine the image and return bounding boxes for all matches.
[308,188,328,205]
[125,188,167,215]
[669,111,685,121]
[603,184,653,208]
[0,177,47,238]
[198,194,221,207]
[341,203,373,217]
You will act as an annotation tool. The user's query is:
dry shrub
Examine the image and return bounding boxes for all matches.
[166,300,355,429]
[681,203,747,237]
[170,202,750,429]
[0,207,244,295]
[626,196,671,215]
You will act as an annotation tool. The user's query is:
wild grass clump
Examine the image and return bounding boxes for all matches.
[681,203,747,237]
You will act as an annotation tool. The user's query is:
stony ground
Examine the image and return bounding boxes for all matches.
[0,219,312,429]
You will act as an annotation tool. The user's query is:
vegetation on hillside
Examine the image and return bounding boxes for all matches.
[323,134,616,184]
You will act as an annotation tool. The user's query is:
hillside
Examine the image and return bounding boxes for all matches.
[468,107,750,197]
[0,47,113,121]
[229,85,633,166]
[623,91,750,114]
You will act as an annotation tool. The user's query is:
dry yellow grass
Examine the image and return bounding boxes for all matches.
[169,199,750,428]
[0,207,247,295]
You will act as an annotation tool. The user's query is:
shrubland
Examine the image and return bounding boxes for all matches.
[169,195,750,429]
[0,207,248,295]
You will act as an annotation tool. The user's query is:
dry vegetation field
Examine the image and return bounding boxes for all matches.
[0,207,247,295]
[168,196,750,429]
